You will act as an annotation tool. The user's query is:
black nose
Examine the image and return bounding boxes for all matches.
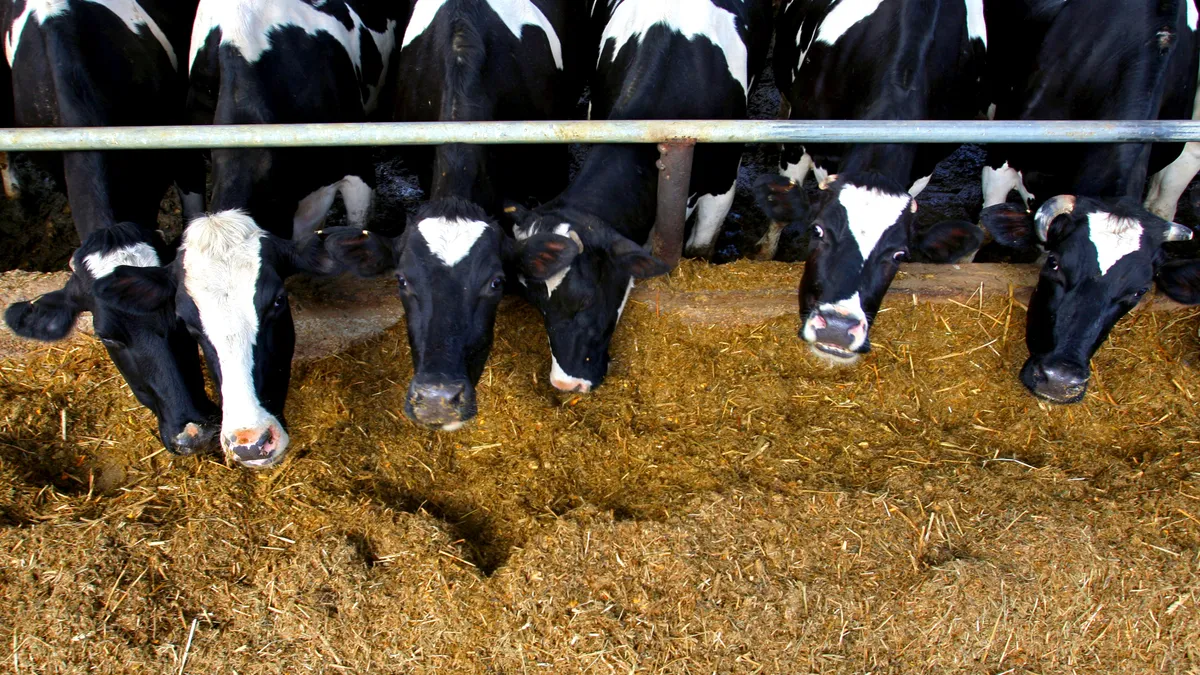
[227,428,275,463]
[1024,359,1089,403]
[408,380,473,429]
[171,421,217,455]
[810,310,867,350]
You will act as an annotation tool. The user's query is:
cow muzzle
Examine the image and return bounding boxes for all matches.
[802,309,868,364]
[407,378,475,431]
[223,421,289,469]
[1021,357,1089,404]
[170,420,218,456]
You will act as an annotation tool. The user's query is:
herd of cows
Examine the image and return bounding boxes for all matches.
[0,0,1199,471]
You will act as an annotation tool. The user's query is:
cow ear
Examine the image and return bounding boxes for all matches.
[319,227,398,277]
[979,203,1037,249]
[608,235,671,279]
[518,232,579,281]
[4,277,88,341]
[92,266,177,314]
[500,201,533,229]
[754,175,809,224]
[1156,259,1200,305]
[912,220,984,263]
[292,233,343,276]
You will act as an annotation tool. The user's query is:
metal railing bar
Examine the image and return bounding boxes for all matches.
[2,119,1200,151]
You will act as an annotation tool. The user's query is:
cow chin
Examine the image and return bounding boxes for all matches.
[807,342,863,367]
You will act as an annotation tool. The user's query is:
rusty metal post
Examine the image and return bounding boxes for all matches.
[652,141,696,268]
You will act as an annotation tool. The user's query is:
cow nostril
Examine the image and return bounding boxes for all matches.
[811,314,828,330]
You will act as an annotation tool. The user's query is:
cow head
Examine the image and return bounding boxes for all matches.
[321,199,577,429]
[97,211,337,468]
[5,223,219,454]
[754,173,982,365]
[507,204,670,392]
[981,195,1200,403]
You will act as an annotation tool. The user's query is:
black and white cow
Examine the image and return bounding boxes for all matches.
[1,0,222,454]
[94,211,336,468]
[975,0,1200,403]
[188,0,404,237]
[322,0,583,431]
[753,0,986,366]
[506,0,773,392]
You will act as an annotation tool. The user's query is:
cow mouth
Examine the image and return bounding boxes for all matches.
[810,342,861,365]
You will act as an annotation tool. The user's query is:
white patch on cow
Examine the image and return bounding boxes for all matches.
[542,223,573,296]
[815,0,885,46]
[339,175,373,229]
[838,185,911,263]
[616,278,635,322]
[180,210,286,458]
[190,0,397,111]
[1189,0,1198,30]
[600,0,750,96]
[792,19,819,80]
[7,0,175,68]
[415,217,488,267]
[549,354,593,393]
[1087,212,1144,276]
[982,162,1034,208]
[685,177,737,256]
[82,242,159,279]
[402,0,563,69]
[964,0,986,47]
[986,102,997,120]
[908,174,932,197]
[813,165,830,187]
[782,154,813,184]
[1146,66,1200,220]
[293,183,338,240]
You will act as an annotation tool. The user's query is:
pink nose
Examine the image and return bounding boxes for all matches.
[550,376,592,394]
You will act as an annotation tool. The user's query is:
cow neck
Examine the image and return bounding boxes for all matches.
[557,143,660,241]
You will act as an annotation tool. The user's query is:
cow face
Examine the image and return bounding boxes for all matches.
[985,196,1199,403]
[754,174,982,366]
[321,199,577,430]
[509,206,670,392]
[99,211,337,469]
[5,223,219,454]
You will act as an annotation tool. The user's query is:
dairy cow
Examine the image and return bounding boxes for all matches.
[1,0,219,454]
[322,0,584,431]
[976,0,1200,403]
[506,0,773,392]
[753,0,987,366]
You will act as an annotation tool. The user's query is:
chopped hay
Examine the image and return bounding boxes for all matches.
[1,265,1199,673]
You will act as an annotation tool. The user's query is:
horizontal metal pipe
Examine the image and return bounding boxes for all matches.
[2,120,1200,151]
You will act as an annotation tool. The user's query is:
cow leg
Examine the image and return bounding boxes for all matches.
[1145,142,1200,221]
[293,183,339,240]
[684,172,738,259]
[753,152,813,260]
[338,175,374,230]
[0,152,19,199]
[981,161,1034,208]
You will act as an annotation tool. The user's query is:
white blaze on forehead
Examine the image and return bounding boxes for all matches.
[180,210,277,440]
[415,217,489,267]
[190,0,396,109]
[837,184,912,263]
[965,0,987,47]
[542,223,573,296]
[8,0,176,68]
[402,0,563,69]
[82,242,159,279]
[1086,212,1145,276]
[815,0,885,46]
[601,0,750,96]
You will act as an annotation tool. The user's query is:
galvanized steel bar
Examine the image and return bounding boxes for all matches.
[3,120,1200,150]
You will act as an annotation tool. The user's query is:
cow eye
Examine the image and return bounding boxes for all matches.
[893,250,908,262]
[273,294,286,309]
[99,336,126,350]
[1131,287,1150,301]
[396,274,409,289]
[489,275,505,291]
[813,224,825,238]
[1046,254,1060,271]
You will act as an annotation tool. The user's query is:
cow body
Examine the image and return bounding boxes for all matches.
[754,0,985,365]
[324,0,583,431]
[1,0,222,455]
[977,0,1200,403]
[507,0,773,393]
[188,0,403,237]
